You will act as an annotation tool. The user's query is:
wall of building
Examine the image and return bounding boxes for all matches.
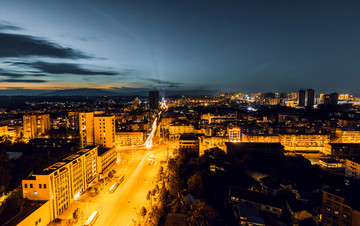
[18,201,51,226]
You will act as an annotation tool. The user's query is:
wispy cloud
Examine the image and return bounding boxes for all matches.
[10,61,127,76]
[0,79,47,83]
[143,78,182,88]
[0,33,90,59]
[0,21,22,31]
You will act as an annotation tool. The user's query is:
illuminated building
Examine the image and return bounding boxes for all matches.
[67,111,79,130]
[149,91,159,109]
[324,143,360,158]
[179,134,202,155]
[94,115,115,148]
[278,133,330,152]
[79,112,116,149]
[338,119,360,129]
[0,125,8,136]
[21,146,98,221]
[335,128,360,143]
[115,131,144,146]
[169,124,194,140]
[345,159,360,179]
[203,136,229,150]
[318,158,343,169]
[97,147,117,174]
[51,116,67,129]
[23,114,50,139]
[79,112,95,148]
[338,94,349,101]
[241,133,280,143]
[321,186,360,226]
[228,128,241,142]
[133,97,140,109]
[225,142,284,156]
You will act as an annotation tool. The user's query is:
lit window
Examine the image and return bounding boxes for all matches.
[34,191,37,195]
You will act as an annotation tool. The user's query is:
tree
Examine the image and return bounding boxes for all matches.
[187,200,222,226]
[187,172,204,197]
[0,149,12,194]
[72,208,80,220]
[140,206,147,217]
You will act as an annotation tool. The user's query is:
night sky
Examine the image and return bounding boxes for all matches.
[1,0,360,95]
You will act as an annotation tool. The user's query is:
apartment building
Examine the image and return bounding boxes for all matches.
[22,146,98,220]
[23,114,50,139]
[115,131,144,146]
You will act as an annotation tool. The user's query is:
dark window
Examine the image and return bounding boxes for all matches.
[39,184,42,189]
[30,184,33,188]
[44,184,46,189]
[24,184,27,188]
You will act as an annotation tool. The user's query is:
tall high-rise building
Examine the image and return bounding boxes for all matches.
[330,92,339,105]
[94,115,115,148]
[149,91,159,109]
[67,112,79,130]
[23,114,50,139]
[298,90,305,106]
[79,112,95,148]
[321,92,338,106]
[79,112,115,149]
[305,89,315,108]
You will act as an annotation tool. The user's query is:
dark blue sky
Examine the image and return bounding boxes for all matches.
[1,0,360,95]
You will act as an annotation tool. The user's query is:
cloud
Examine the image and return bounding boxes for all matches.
[11,61,125,76]
[0,32,90,59]
[0,69,48,78]
[0,79,47,83]
[0,21,22,31]
[144,78,182,88]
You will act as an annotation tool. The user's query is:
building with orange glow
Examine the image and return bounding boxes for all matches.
[21,146,98,221]
[228,128,241,142]
[79,112,115,149]
[335,128,360,143]
[278,133,330,152]
[79,112,95,148]
[23,114,50,139]
[97,147,117,174]
[0,125,8,136]
[169,124,194,140]
[67,111,79,130]
[115,131,144,146]
[241,133,280,143]
[94,115,115,148]
[324,143,360,158]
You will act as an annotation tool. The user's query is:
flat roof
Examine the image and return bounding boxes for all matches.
[4,200,47,226]
[34,146,98,175]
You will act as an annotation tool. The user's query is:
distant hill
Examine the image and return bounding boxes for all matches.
[39,88,121,96]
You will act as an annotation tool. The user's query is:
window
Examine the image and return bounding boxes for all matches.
[30,184,33,188]
[39,184,42,189]
[24,184,27,188]
[34,191,37,195]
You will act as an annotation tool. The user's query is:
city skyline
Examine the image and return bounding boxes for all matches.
[1,0,360,96]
